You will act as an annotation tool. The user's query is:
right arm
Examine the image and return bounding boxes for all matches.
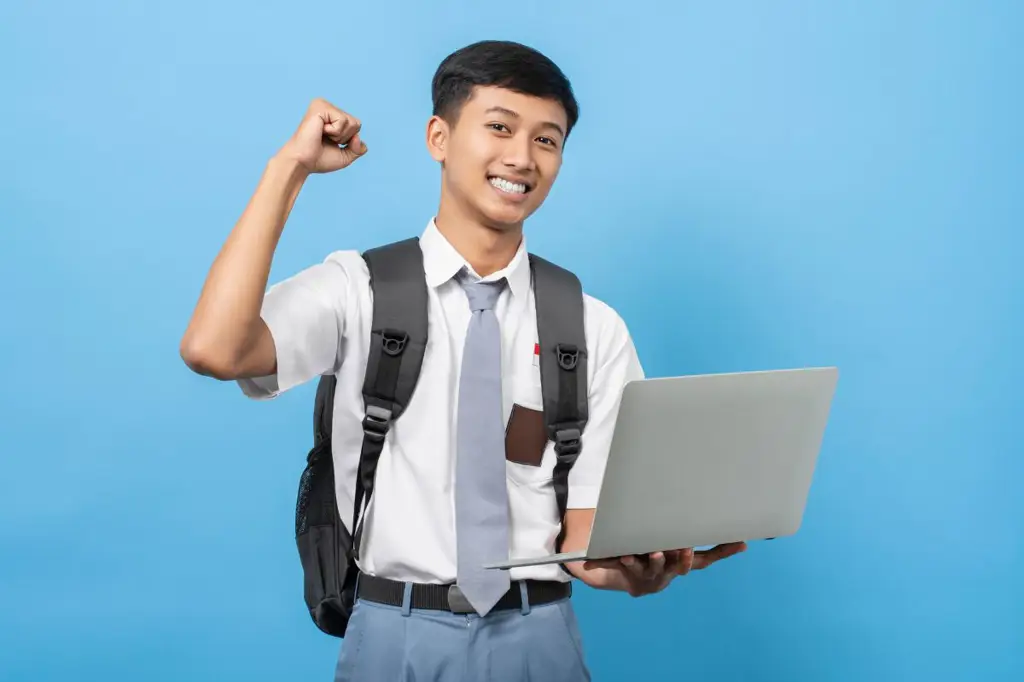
[179,98,367,380]
[179,155,308,379]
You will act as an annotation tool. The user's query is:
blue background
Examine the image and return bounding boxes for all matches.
[2,0,1021,680]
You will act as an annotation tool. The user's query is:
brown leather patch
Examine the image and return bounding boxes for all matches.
[505,404,548,467]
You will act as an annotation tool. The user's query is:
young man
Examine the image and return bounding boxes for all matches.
[181,40,745,681]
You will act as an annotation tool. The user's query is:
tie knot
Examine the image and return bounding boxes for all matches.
[460,277,505,312]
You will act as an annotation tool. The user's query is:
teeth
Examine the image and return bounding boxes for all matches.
[490,177,527,194]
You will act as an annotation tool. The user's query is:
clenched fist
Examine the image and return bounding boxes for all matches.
[278,98,367,174]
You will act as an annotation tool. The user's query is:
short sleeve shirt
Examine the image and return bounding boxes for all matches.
[239,220,645,584]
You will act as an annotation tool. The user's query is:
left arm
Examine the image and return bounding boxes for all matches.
[561,508,633,592]
[559,304,745,597]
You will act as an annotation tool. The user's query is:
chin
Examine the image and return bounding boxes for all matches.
[481,208,529,231]
[478,198,536,230]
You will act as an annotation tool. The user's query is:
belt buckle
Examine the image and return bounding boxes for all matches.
[447,584,475,614]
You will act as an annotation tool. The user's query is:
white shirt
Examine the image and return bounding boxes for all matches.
[239,219,645,584]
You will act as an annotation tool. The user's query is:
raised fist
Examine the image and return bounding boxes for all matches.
[279,98,367,174]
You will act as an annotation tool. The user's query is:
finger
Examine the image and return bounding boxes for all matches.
[336,132,367,160]
[672,548,694,575]
[615,555,644,581]
[645,552,666,580]
[319,132,368,171]
[348,132,368,156]
[694,542,747,570]
[663,549,685,575]
[323,113,361,146]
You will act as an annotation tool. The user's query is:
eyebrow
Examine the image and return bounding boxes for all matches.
[484,106,565,139]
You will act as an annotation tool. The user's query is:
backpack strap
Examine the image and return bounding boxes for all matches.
[528,254,590,553]
[351,237,429,557]
[313,373,337,446]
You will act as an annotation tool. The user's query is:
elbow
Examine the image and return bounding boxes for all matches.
[179,334,238,380]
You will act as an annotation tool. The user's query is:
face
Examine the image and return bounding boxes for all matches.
[427,85,568,230]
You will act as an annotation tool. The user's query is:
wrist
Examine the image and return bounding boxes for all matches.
[262,153,311,215]
[565,561,628,592]
[268,151,311,183]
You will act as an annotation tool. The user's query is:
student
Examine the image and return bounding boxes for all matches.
[180,40,746,681]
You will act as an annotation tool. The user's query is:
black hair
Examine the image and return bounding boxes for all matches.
[431,40,579,139]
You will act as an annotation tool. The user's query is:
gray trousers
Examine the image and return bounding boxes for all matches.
[333,590,592,681]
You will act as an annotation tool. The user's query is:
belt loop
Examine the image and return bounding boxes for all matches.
[401,582,413,617]
[519,580,531,615]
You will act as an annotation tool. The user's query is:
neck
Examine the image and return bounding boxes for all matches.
[434,197,522,278]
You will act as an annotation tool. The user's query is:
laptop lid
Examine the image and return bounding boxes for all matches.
[583,367,838,560]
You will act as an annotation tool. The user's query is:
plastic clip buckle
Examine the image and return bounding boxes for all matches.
[362,404,392,442]
[554,427,582,457]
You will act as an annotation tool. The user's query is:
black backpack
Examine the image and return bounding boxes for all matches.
[293,237,590,637]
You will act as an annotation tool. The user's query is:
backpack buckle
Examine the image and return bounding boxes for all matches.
[381,329,409,357]
[362,404,392,442]
[555,344,579,371]
[553,426,582,456]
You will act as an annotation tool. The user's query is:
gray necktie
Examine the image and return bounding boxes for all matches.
[455,274,511,615]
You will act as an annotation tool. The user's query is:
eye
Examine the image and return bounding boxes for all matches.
[536,136,557,147]
[488,123,511,133]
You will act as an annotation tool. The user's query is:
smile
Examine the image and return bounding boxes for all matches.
[488,176,532,195]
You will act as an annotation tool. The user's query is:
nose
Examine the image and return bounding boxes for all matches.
[500,133,536,173]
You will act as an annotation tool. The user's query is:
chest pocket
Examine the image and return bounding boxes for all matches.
[504,372,554,486]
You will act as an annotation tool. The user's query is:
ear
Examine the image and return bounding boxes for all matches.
[426,115,449,163]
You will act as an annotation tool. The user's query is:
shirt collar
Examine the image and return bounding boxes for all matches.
[419,218,531,299]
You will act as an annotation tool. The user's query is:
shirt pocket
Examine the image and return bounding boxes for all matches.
[505,375,554,487]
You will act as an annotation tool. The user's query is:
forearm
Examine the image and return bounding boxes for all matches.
[180,154,308,377]
[560,508,632,592]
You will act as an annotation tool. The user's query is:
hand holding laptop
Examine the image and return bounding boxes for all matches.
[575,543,748,596]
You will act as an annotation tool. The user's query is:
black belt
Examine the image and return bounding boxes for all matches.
[357,573,572,614]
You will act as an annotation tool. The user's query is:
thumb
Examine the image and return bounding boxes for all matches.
[346,132,367,157]
[319,132,367,172]
[337,132,367,165]
[694,542,746,569]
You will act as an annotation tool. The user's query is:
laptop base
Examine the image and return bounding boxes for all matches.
[484,549,588,570]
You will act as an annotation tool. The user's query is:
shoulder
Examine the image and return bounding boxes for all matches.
[581,292,633,352]
[268,249,368,291]
[260,249,372,323]
[581,290,644,381]
[321,249,369,280]
[286,249,370,298]
[525,253,640,376]
[526,253,631,346]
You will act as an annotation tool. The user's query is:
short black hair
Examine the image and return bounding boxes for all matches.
[431,40,579,139]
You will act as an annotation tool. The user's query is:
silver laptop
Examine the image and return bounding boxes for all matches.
[485,366,838,570]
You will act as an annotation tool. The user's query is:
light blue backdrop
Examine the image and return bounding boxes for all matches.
[2,1,1021,680]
